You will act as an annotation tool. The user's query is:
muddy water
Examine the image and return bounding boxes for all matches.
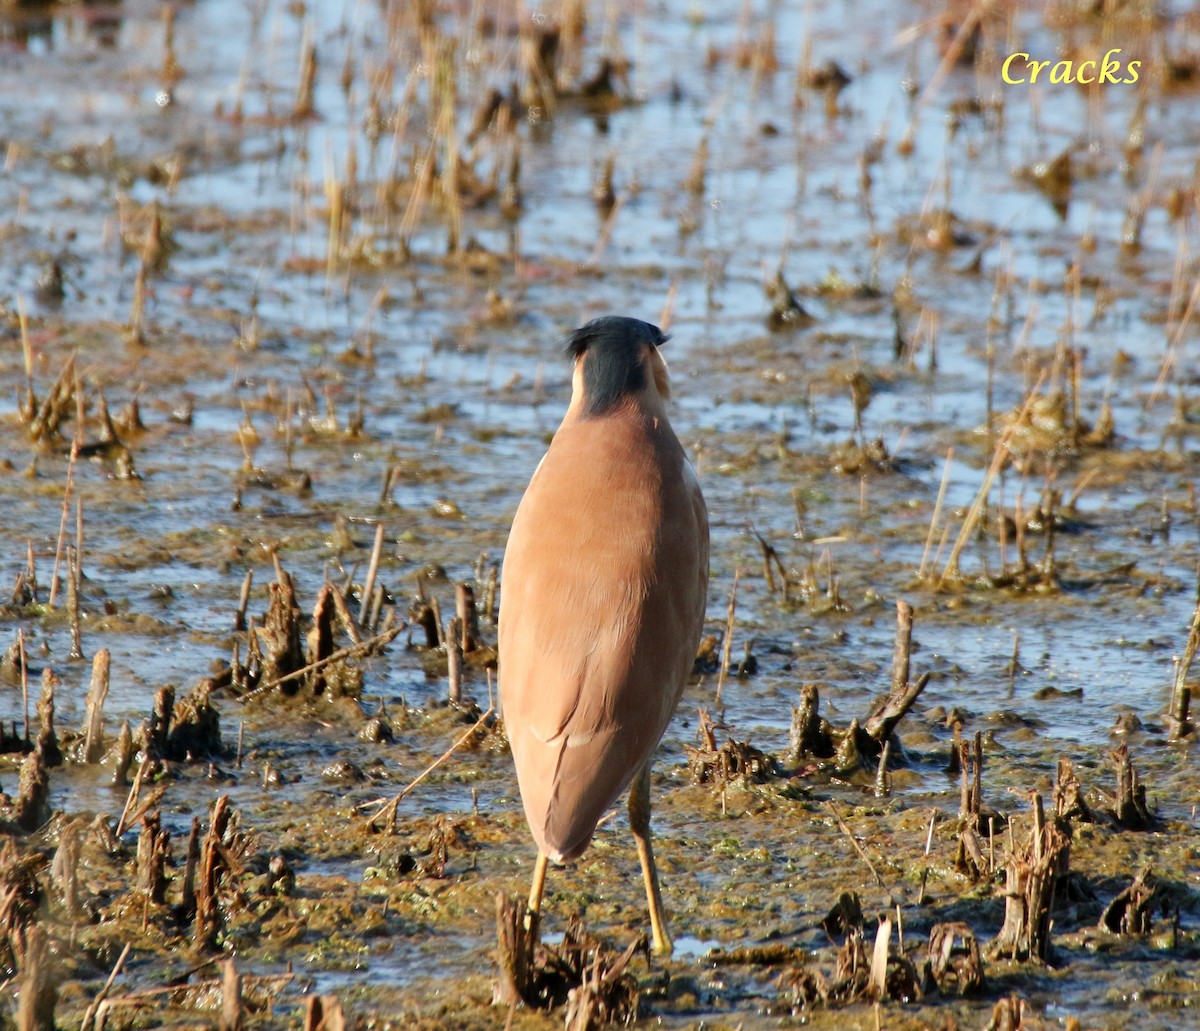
[1,0,1200,1027]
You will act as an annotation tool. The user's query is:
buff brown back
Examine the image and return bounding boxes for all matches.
[499,316,709,863]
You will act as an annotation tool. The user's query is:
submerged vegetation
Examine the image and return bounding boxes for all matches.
[1,0,1200,1026]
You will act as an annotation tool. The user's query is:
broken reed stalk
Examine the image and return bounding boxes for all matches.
[235,570,253,632]
[47,439,80,610]
[587,194,625,269]
[75,493,84,570]
[79,942,132,1031]
[989,793,1068,962]
[494,891,541,1008]
[1147,257,1200,409]
[714,569,740,706]
[136,811,170,904]
[917,810,936,904]
[359,523,385,631]
[863,599,931,747]
[246,623,403,698]
[1112,742,1155,829]
[180,817,201,920]
[955,733,987,879]
[455,581,479,652]
[891,599,912,695]
[23,539,38,604]
[938,372,1047,586]
[17,923,58,1031]
[868,916,892,1001]
[220,959,243,1031]
[83,649,111,763]
[67,545,83,659]
[19,294,34,414]
[15,748,50,831]
[1168,578,1200,739]
[825,800,897,906]
[115,758,150,838]
[128,262,147,344]
[439,64,463,255]
[754,527,791,597]
[787,682,829,764]
[303,995,347,1031]
[293,22,317,119]
[918,447,954,580]
[1099,867,1159,935]
[873,738,892,798]
[359,705,494,832]
[447,616,464,705]
[328,581,361,644]
[19,628,29,743]
[195,795,234,952]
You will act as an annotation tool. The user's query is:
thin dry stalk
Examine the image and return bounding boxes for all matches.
[825,800,897,906]
[447,616,464,705]
[1169,580,1200,740]
[67,546,83,659]
[17,923,57,1031]
[587,194,626,268]
[293,24,318,119]
[359,523,386,630]
[918,448,954,579]
[938,373,1046,586]
[82,649,111,763]
[235,570,253,632]
[115,758,150,838]
[455,582,480,652]
[247,624,403,698]
[19,629,29,744]
[19,295,35,417]
[79,942,132,1031]
[714,570,740,706]
[220,959,243,1031]
[47,440,80,610]
[359,705,494,832]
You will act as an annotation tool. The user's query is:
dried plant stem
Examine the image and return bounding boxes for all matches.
[115,758,150,838]
[918,448,954,579]
[235,570,253,632]
[80,942,132,1031]
[48,439,80,609]
[714,570,740,706]
[359,705,495,831]
[1166,580,1195,744]
[67,545,84,659]
[1147,276,1200,408]
[248,624,403,697]
[83,649,111,763]
[826,799,897,907]
[939,374,1046,586]
[447,616,464,705]
[587,194,625,269]
[359,522,386,630]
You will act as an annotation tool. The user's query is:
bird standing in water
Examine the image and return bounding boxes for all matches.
[499,316,709,956]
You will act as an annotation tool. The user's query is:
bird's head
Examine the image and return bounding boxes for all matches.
[564,316,671,418]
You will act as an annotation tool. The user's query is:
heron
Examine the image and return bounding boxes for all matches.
[499,315,709,956]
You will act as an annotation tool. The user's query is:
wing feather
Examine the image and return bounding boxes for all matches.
[499,411,708,861]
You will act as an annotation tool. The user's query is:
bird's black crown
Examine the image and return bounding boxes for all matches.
[565,316,668,416]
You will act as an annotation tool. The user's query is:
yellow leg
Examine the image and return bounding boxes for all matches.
[629,762,673,956]
[526,850,549,932]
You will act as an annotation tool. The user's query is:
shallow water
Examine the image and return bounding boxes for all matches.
[2,0,1200,1026]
